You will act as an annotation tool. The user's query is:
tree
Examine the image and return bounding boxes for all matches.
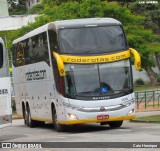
[8,0,27,15]
[129,1,160,85]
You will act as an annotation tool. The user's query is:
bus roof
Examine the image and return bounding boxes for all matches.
[13,18,122,44]
[52,18,121,28]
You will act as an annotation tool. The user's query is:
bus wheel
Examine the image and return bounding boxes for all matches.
[26,106,36,128]
[22,103,27,125]
[52,107,64,132]
[24,109,27,125]
[108,121,123,128]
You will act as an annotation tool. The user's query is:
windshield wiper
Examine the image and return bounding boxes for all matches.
[114,89,131,94]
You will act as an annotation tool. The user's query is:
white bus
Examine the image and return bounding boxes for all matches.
[0,37,12,128]
[12,18,141,131]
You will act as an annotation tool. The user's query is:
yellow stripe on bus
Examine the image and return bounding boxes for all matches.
[129,48,141,70]
[58,115,136,125]
[60,50,130,64]
[53,52,66,76]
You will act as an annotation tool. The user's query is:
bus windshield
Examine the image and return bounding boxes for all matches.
[65,59,132,98]
[59,26,127,54]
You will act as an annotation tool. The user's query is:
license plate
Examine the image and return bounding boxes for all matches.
[97,115,109,120]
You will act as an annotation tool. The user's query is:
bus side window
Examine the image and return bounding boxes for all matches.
[0,43,3,68]
[48,30,59,52]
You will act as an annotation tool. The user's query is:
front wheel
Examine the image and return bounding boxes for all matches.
[108,121,123,128]
[52,107,65,132]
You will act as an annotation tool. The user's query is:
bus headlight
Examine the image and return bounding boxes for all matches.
[128,109,134,115]
[68,113,78,119]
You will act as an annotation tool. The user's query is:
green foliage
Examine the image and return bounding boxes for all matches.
[129,1,160,34]
[8,0,27,15]
[135,78,145,85]
[79,0,104,18]
[157,74,160,83]
[128,1,160,75]
[27,3,44,14]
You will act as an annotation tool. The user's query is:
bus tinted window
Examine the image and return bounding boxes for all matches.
[59,26,127,54]
[27,32,49,65]
[12,32,50,67]
[48,30,59,52]
[0,43,3,68]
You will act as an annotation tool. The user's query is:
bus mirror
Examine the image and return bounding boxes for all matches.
[129,48,141,70]
[53,52,66,76]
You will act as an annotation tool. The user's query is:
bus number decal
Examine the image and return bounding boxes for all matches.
[25,70,47,81]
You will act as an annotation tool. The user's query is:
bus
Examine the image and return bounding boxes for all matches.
[12,18,141,131]
[0,37,12,128]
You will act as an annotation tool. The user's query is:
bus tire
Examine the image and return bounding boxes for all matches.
[52,106,64,132]
[108,121,123,128]
[26,105,36,128]
[22,103,27,125]
[24,110,27,125]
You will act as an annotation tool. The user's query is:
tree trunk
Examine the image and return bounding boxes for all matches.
[146,67,158,85]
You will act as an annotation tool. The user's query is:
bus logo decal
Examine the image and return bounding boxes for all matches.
[100,107,105,112]
[60,50,130,64]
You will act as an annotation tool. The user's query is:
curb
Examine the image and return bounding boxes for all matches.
[130,119,160,123]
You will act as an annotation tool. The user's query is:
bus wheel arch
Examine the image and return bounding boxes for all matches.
[51,103,64,132]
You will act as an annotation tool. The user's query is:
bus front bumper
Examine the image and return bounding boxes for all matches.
[58,115,136,125]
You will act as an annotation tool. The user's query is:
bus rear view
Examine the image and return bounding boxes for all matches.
[0,37,12,128]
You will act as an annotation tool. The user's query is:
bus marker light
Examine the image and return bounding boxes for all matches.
[97,115,109,120]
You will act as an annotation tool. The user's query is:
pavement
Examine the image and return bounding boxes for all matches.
[135,110,160,118]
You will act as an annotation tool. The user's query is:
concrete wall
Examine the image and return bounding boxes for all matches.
[132,65,160,83]
[0,15,36,31]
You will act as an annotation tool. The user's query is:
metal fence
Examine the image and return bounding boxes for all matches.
[135,90,160,109]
